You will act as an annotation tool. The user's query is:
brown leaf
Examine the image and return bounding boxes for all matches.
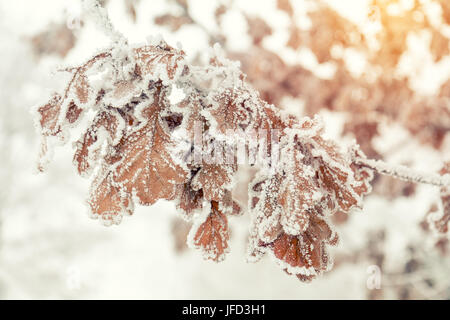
[277,141,321,235]
[191,163,236,202]
[134,44,186,80]
[191,201,229,262]
[271,215,337,281]
[74,73,90,104]
[113,88,188,205]
[176,182,204,218]
[65,101,83,124]
[88,170,133,226]
[251,175,284,243]
[319,165,358,211]
[37,94,62,136]
[207,87,254,135]
[74,110,120,176]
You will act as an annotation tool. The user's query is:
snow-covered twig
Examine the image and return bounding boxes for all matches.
[82,0,127,45]
[82,0,133,79]
[354,157,450,187]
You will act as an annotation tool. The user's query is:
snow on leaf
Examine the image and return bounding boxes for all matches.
[65,101,83,124]
[318,164,358,212]
[206,87,254,135]
[310,135,371,212]
[190,200,230,262]
[74,110,121,176]
[276,138,321,235]
[37,94,62,136]
[73,73,90,105]
[134,44,186,82]
[176,182,204,219]
[112,86,188,205]
[270,215,338,282]
[88,168,133,226]
[191,163,236,202]
[249,174,283,244]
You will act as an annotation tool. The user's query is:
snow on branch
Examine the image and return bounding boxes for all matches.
[354,156,450,187]
[82,0,127,45]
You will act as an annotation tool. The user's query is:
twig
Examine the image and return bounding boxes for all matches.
[354,156,450,187]
[82,0,128,45]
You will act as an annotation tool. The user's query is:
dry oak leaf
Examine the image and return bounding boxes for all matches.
[74,110,121,176]
[37,94,84,171]
[250,174,284,244]
[89,169,133,226]
[191,155,237,202]
[112,89,188,205]
[318,165,359,212]
[73,73,90,105]
[176,182,204,218]
[206,87,255,135]
[37,66,94,139]
[190,201,230,262]
[278,162,319,236]
[271,215,338,282]
[312,137,368,212]
[38,96,84,138]
[133,44,186,81]
[174,95,204,140]
[37,94,63,136]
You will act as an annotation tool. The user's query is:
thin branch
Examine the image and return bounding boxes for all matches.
[354,156,450,187]
[82,0,128,45]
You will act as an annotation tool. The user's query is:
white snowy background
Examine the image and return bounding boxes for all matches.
[0,0,449,299]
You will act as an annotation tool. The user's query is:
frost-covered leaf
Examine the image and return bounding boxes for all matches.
[112,87,188,205]
[37,94,62,136]
[189,201,230,262]
[74,110,121,176]
[249,174,283,244]
[73,73,90,105]
[206,87,255,135]
[88,169,133,226]
[191,163,236,202]
[134,43,186,81]
[278,155,319,235]
[176,182,204,218]
[271,215,338,282]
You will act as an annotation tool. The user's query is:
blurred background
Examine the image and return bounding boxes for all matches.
[0,0,449,299]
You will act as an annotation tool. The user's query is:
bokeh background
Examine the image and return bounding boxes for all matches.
[0,0,449,299]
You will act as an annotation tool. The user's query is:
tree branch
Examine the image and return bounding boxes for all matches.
[354,156,450,187]
[82,0,128,45]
